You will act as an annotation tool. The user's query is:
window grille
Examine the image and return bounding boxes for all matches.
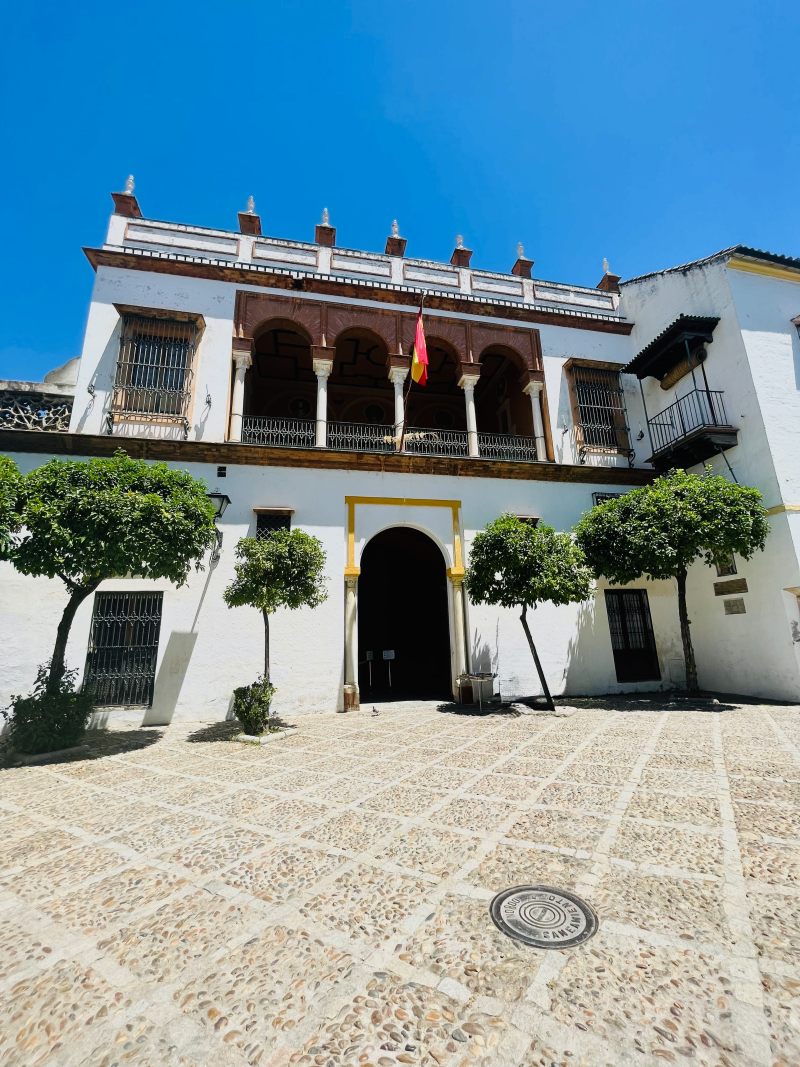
[568,365,631,459]
[256,511,292,536]
[111,315,198,430]
[83,591,163,706]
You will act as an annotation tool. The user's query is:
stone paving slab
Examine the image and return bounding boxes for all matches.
[0,698,798,1065]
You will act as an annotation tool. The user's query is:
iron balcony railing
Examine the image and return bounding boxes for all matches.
[327,421,396,452]
[648,388,729,455]
[404,426,468,457]
[242,416,315,447]
[478,431,539,462]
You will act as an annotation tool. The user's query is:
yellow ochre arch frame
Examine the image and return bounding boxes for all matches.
[344,496,464,579]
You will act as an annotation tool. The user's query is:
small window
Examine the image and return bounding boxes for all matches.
[715,553,737,577]
[592,492,623,506]
[514,515,540,527]
[256,511,292,537]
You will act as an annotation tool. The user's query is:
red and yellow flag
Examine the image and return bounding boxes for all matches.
[410,307,428,386]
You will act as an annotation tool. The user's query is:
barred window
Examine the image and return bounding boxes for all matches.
[568,364,630,452]
[256,510,292,537]
[112,314,199,421]
[592,492,623,506]
[715,553,737,577]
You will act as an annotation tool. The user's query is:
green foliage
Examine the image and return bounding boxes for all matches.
[0,454,20,557]
[10,451,217,589]
[465,514,593,610]
[7,665,94,755]
[223,529,328,615]
[574,468,769,584]
[232,677,277,735]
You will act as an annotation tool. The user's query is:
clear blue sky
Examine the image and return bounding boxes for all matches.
[1,1,797,382]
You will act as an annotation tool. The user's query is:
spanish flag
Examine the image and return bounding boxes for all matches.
[410,306,428,386]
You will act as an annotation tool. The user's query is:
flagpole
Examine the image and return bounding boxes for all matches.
[398,294,425,452]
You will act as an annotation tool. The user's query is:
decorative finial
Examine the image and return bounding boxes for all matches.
[246,195,255,215]
[321,207,330,226]
[602,256,610,274]
[124,175,135,196]
[456,234,464,249]
[391,219,400,238]
[517,241,525,259]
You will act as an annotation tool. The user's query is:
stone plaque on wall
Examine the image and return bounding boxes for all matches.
[724,598,746,615]
[714,578,748,597]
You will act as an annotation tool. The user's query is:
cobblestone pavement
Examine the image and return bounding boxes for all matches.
[0,698,798,1066]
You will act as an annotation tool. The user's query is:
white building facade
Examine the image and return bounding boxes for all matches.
[1,186,798,722]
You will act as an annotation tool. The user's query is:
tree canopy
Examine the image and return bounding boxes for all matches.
[465,514,593,610]
[11,451,216,589]
[224,530,328,616]
[0,455,20,556]
[574,469,769,584]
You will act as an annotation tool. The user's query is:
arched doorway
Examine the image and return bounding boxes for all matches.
[357,527,451,700]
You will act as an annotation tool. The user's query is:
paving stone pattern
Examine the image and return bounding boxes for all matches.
[0,698,798,1065]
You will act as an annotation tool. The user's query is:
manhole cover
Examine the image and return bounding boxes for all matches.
[489,885,598,949]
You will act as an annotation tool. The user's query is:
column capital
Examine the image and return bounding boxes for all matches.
[344,570,360,587]
[311,344,335,363]
[233,350,253,371]
[458,372,480,391]
[447,568,466,586]
[522,378,544,396]
[313,357,334,379]
[388,365,409,386]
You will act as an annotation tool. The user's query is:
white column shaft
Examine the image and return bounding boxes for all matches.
[529,385,547,461]
[344,577,358,688]
[229,355,251,442]
[315,374,329,448]
[463,383,479,458]
[451,579,467,683]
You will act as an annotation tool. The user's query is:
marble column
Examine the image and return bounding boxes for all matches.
[450,573,468,687]
[313,358,334,448]
[229,345,253,442]
[459,373,481,458]
[523,380,548,461]
[343,574,360,710]
[388,365,408,449]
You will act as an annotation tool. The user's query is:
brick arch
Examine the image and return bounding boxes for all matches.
[472,325,542,374]
[253,316,314,347]
[235,291,324,346]
[327,305,397,352]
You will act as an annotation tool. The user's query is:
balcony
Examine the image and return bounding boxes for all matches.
[647,388,737,470]
[240,416,541,462]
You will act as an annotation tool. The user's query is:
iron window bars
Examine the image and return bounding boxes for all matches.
[569,365,633,464]
[83,591,163,707]
[110,315,198,434]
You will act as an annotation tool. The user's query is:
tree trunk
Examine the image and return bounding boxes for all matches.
[676,566,699,694]
[48,583,97,696]
[262,609,271,685]
[520,605,555,711]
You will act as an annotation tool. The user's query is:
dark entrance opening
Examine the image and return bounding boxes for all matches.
[358,527,451,700]
[604,589,661,683]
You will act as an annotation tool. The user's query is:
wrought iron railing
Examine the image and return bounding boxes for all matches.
[570,424,635,466]
[648,389,729,455]
[404,426,468,457]
[327,421,396,452]
[242,416,315,447]
[477,431,539,462]
[0,389,73,432]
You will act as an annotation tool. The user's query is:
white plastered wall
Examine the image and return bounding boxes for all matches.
[0,450,684,724]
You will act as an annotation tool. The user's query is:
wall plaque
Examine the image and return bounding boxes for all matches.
[724,598,746,615]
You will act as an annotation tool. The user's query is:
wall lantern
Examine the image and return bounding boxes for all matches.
[206,490,231,563]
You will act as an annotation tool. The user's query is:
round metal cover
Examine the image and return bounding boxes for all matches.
[489,884,598,949]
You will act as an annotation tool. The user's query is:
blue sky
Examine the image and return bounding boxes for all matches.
[1,1,797,382]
